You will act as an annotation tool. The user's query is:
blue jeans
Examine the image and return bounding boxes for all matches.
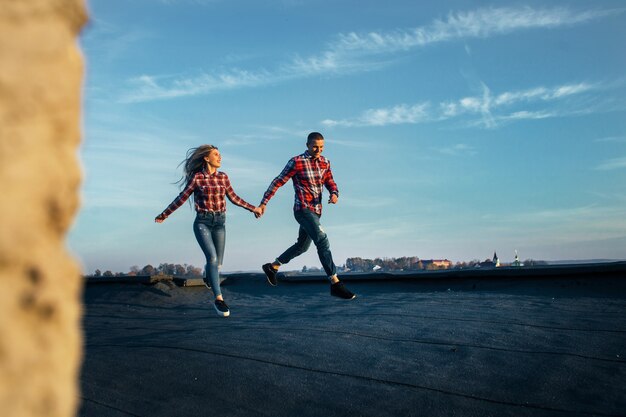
[277,209,337,278]
[193,212,226,297]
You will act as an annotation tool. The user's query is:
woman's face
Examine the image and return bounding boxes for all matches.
[204,149,221,169]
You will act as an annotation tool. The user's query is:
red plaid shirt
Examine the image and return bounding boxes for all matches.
[261,151,338,214]
[160,170,255,218]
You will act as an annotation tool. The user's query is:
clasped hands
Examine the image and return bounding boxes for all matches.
[252,205,265,219]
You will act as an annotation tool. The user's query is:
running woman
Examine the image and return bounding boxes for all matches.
[155,145,262,316]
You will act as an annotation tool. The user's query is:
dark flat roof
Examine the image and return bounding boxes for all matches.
[80,267,626,417]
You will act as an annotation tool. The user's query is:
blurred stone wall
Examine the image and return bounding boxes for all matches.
[0,1,87,416]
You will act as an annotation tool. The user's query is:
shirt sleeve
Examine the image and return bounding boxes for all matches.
[223,174,255,212]
[260,158,297,206]
[323,161,339,196]
[160,176,196,218]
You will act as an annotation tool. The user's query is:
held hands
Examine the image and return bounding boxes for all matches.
[253,205,265,219]
[328,194,338,204]
[154,214,166,223]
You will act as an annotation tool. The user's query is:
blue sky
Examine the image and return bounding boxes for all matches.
[70,0,626,274]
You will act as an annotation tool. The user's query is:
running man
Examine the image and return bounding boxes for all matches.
[258,132,356,300]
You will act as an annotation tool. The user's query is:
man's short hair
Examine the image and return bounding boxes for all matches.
[307,132,324,143]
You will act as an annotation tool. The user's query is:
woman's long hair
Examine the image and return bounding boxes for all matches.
[176,144,218,192]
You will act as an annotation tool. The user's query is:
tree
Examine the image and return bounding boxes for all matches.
[158,263,176,275]
[141,264,155,275]
[103,270,113,277]
[174,264,186,276]
[94,269,101,277]
[186,265,202,276]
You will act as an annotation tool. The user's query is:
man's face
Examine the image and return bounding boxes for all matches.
[307,139,324,159]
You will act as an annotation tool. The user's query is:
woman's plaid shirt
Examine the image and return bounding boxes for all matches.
[261,151,338,215]
[160,171,255,218]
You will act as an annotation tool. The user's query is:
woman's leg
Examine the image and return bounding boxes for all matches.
[211,222,226,296]
[193,221,222,298]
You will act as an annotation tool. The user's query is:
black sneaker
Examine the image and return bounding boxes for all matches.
[262,263,278,286]
[331,281,356,300]
[214,299,230,317]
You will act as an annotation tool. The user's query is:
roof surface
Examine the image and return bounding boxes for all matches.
[80,269,626,417]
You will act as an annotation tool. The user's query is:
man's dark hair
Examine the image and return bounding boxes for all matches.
[307,132,324,143]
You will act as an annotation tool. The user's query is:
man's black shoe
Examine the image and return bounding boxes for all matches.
[331,281,356,300]
[262,263,278,286]
[214,299,230,317]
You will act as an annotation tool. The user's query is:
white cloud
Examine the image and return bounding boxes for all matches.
[159,0,220,4]
[437,144,477,156]
[501,110,555,120]
[323,103,430,128]
[327,7,618,56]
[340,196,396,209]
[594,136,626,143]
[118,6,620,102]
[595,156,626,171]
[122,69,273,103]
[322,80,606,128]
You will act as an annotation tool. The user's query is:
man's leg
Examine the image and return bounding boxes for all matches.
[276,223,312,266]
[262,218,312,286]
[292,209,336,278]
[292,210,355,299]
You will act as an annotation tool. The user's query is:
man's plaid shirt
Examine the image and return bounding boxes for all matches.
[160,170,255,218]
[261,151,338,215]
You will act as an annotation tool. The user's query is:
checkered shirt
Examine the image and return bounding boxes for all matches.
[261,151,338,215]
[160,171,255,218]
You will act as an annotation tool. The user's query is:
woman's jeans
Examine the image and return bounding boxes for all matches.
[277,209,337,279]
[193,212,225,297]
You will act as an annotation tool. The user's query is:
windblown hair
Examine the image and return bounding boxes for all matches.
[177,144,218,190]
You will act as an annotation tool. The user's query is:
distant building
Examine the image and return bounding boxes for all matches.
[479,259,495,268]
[493,251,500,267]
[421,259,452,269]
[512,250,522,267]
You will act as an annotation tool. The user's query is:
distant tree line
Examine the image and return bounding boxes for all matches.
[90,256,548,277]
[90,263,203,278]
[346,256,427,272]
[346,256,547,272]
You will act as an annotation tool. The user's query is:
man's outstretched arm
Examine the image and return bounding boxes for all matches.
[259,158,296,210]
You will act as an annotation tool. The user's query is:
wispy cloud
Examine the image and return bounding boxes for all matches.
[436,144,477,156]
[331,7,616,53]
[475,203,626,250]
[81,18,153,68]
[322,81,611,128]
[595,156,626,171]
[322,103,430,128]
[122,70,274,102]
[158,0,220,4]
[340,196,397,209]
[119,6,620,102]
[594,136,626,143]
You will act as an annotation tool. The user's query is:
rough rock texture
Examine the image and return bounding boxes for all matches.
[0,1,87,416]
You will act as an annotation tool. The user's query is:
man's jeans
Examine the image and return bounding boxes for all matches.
[193,211,226,297]
[277,209,337,278]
